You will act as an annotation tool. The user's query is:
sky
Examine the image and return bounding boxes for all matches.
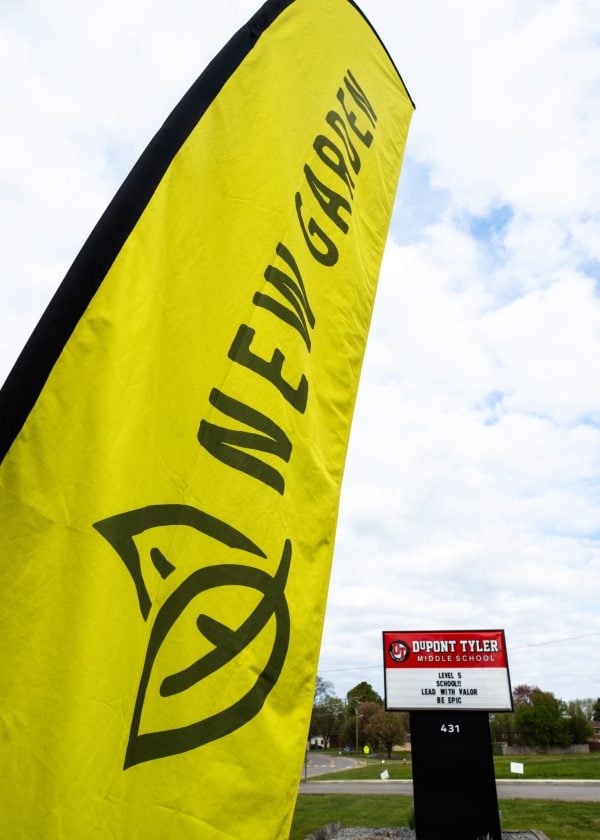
[1,0,599,706]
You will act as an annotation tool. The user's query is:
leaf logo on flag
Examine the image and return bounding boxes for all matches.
[94,505,290,768]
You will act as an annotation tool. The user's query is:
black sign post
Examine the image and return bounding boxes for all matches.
[410,710,501,840]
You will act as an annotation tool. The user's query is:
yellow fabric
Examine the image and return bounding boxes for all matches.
[0,0,413,837]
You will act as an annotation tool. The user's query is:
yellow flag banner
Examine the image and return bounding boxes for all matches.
[0,0,413,836]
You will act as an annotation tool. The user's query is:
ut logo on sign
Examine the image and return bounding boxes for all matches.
[388,639,410,663]
[94,504,290,768]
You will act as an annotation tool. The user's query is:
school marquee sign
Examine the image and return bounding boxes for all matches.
[383,629,513,712]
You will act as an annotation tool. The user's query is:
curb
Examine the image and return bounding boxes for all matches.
[301,780,412,785]
[302,778,599,786]
[498,779,600,786]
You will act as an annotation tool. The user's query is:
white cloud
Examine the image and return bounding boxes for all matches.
[483,274,600,423]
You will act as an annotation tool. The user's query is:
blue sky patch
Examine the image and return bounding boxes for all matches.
[390,158,449,243]
[481,389,505,425]
[468,204,513,241]
[580,258,600,284]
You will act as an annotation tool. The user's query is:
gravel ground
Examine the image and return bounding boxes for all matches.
[306,825,547,840]
[333,831,542,839]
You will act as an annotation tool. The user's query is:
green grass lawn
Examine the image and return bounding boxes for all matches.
[291,794,600,840]
[312,751,600,780]
[493,753,600,779]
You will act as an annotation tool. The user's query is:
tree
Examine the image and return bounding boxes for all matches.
[340,701,381,751]
[592,699,600,722]
[514,689,570,748]
[310,695,345,747]
[314,676,334,706]
[346,681,382,716]
[489,712,516,745]
[310,676,344,747]
[512,684,541,705]
[365,711,407,759]
[571,698,596,719]
[343,683,383,751]
[568,711,594,745]
[565,701,594,744]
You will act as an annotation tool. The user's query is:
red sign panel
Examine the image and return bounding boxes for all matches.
[383,629,512,712]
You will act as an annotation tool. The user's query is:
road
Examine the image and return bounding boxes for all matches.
[302,751,363,778]
[300,779,600,802]
[301,753,600,801]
